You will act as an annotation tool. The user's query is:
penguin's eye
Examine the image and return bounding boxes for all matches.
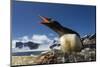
[50,19,54,22]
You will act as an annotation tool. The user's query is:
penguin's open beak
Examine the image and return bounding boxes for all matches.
[39,15,50,24]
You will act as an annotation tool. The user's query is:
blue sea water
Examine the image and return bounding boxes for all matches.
[12,51,44,56]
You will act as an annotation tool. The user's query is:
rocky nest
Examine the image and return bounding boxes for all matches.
[34,48,96,64]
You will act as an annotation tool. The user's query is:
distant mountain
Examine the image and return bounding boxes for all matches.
[49,40,60,49]
[16,42,23,49]
[16,41,40,49]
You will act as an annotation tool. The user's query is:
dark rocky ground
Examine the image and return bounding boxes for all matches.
[34,48,96,64]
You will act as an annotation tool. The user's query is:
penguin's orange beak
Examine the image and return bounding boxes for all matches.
[39,15,50,24]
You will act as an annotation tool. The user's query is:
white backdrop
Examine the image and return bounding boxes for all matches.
[0,0,99,67]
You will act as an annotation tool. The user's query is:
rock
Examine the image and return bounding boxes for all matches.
[24,42,40,49]
[15,41,40,49]
[34,49,63,64]
[82,33,96,45]
[16,42,23,49]
[81,33,96,49]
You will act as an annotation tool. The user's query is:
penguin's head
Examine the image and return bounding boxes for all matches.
[39,15,61,27]
[39,15,64,36]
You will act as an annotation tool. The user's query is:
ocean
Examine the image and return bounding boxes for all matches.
[12,51,44,56]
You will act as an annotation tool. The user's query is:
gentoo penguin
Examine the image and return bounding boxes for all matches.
[39,16,82,62]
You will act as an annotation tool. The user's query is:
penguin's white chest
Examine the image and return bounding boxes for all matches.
[59,34,82,54]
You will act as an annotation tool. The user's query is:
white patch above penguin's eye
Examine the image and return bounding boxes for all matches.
[50,19,54,22]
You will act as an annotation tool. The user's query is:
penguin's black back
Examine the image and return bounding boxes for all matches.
[62,27,80,37]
